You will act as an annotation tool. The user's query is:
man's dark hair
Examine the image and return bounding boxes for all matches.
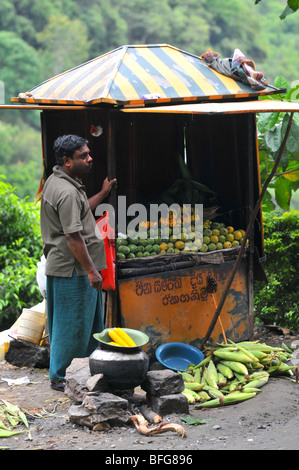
[53,135,89,166]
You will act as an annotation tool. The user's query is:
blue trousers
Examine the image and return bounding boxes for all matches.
[46,270,104,381]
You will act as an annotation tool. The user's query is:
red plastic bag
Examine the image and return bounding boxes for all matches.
[96,211,116,291]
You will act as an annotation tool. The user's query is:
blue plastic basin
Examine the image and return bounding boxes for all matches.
[155,342,204,372]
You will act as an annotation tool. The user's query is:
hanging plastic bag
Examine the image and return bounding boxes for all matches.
[36,254,47,298]
[96,211,116,291]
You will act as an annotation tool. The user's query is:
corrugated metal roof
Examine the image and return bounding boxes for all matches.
[11,44,282,106]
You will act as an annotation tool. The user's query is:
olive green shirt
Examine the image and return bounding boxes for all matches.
[40,165,106,277]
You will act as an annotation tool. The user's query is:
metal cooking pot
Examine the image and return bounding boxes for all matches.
[89,347,149,390]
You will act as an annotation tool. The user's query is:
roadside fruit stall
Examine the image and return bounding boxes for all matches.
[7,44,299,357]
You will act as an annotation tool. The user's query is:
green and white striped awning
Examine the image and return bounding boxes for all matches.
[12,44,282,107]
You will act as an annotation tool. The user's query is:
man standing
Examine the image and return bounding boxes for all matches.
[40,134,116,391]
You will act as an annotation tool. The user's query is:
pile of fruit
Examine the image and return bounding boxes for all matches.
[180,340,297,408]
[117,209,247,260]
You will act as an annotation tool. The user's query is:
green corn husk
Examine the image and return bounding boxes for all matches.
[203,384,224,399]
[216,362,234,380]
[0,428,28,437]
[219,360,249,376]
[217,372,227,385]
[227,339,260,364]
[0,400,31,440]
[193,368,202,383]
[183,388,200,400]
[281,342,294,354]
[184,382,205,391]
[213,349,253,364]
[237,342,284,353]
[243,376,269,389]
[195,391,256,408]
[182,390,196,404]
[180,371,196,382]
[206,360,219,389]
[197,391,211,401]
[193,354,213,370]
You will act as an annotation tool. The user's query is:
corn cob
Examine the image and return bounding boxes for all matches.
[247,349,269,360]
[229,379,239,392]
[216,362,234,379]
[237,341,284,353]
[108,329,129,347]
[250,371,269,379]
[206,360,219,389]
[109,341,121,346]
[193,369,202,383]
[182,390,196,404]
[201,366,209,385]
[183,388,201,400]
[217,372,227,385]
[219,360,249,376]
[234,372,249,382]
[239,387,261,393]
[180,371,197,383]
[244,376,269,389]
[184,382,205,391]
[195,391,256,408]
[198,391,211,401]
[267,363,294,376]
[213,349,253,363]
[203,385,224,399]
[114,328,137,347]
[228,339,260,363]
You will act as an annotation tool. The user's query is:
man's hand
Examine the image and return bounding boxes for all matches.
[88,270,103,291]
[88,176,117,211]
[101,176,117,198]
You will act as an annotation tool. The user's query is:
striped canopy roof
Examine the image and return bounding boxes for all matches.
[12,44,280,107]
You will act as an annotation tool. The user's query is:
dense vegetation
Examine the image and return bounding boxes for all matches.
[254,210,299,330]
[0,178,42,329]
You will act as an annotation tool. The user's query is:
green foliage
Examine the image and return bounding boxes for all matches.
[0,119,42,201]
[0,177,42,329]
[0,30,42,103]
[36,14,91,78]
[254,210,299,330]
[257,77,299,212]
[255,0,299,20]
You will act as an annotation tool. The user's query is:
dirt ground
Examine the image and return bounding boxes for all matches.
[0,326,299,453]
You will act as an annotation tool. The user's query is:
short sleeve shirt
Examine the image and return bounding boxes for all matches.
[40,165,106,277]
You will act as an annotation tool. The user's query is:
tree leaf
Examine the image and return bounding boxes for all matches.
[180,416,211,425]
[274,177,292,210]
[280,4,296,19]
[274,76,289,92]
[264,125,282,152]
[257,112,279,133]
[288,0,299,13]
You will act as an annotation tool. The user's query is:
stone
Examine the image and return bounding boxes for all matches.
[64,357,92,403]
[68,392,129,429]
[86,373,112,392]
[148,393,189,416]
[5,339,50,368]
[141,369,184,396]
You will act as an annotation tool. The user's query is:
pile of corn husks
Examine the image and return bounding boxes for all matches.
[0,399,31,439]
[180,340,298,408]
